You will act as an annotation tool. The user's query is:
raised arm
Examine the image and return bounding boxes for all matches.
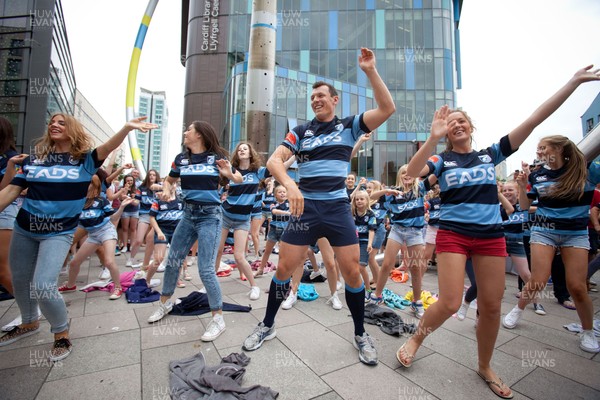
[267,145,303,216]
[498,191,514,216]
[0,154,27,190]
[351,132,372,159]
[96,117,158,161]
[359,48,396,132]
[106,163,133,186]
[407,105,450,178]
[507,65,600,150]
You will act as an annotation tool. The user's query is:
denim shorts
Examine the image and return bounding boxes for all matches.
[372,224,386,249]
[138,213,151,225]
[425,225,439,245]
[85,222,118,245]
[359,241,369,265]
[0,203,18,230]
[251,207,262,219]
[222,213,251,232]
[267,226,285,242]
[530,230,590,250]
[262,211,272,219]
[388,225,425,247]
[122,211,139,219]
[505,233,526,257]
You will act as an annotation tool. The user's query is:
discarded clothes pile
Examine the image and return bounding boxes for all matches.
[169,352,278,399]
[563,319,600,337]
[297,283,319,301]
[404,290,438,309]
[126,278,161,303]
[170,291,252,316]
[364,303,416,336]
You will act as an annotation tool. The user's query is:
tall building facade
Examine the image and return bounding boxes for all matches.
[137,88,169,177]
[582,92,600,137]
[0,0,76,152]
[181,0,462,184]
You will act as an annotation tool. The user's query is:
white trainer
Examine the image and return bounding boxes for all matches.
[336,280,343,292]
[456,301,469,321]
[327,292,343,310]
[502,306,523,329]
[580,330,600,353]
[281,290,297,310]
[147,301,173,323]
[99,267,111,280]
[201,314,226,341]
[249,286,261,300]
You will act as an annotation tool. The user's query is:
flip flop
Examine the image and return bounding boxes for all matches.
[396,343,415,368]
[560,300,576,310]
[476,371,514,399]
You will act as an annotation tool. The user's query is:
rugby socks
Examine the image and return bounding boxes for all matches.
[345,283,366,336]
[263,276,291,328]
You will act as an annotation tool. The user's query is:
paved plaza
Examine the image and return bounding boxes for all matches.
[1,239,599,400]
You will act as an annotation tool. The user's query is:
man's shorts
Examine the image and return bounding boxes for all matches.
[281,198,358,247]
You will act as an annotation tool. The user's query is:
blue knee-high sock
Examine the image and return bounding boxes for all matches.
[263,276,290,328]
[345,283,366,337]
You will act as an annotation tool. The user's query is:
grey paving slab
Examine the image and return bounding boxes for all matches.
[141,341,222,400]
[83,292,157,316]
[0,319,55,351]
[292,296,355,327]
[220,341,332,400]
[69,308,139,339]
[226,287,269,310]
[322,361,438,400]
[0,364,50,400]
[441,312,519,348]
[61,294,86,318]
[200,310,260,350]
[497,335,600,391]
[141,317,204,350]
[396,352,529,400]
[46,329,140,381]
[0,342,54,371]
[512,366,600,400]
[249,302,313,328]
[133,301,200,327]
[275,320,360,375]
[309,392,344,400]
[37,364,141,400]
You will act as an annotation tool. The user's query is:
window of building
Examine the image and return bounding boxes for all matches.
[587,118,594,132]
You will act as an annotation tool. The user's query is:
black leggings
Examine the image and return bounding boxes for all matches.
[464,258,477,303]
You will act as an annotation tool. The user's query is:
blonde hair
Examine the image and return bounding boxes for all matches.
[351,190,372,216]
[367,179,382,207]
[395,165,420,198]
[539,135,587,201]
[35,113,94,161]
[445,109,475,152]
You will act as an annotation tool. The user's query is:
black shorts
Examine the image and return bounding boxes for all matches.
[281,198,358,247]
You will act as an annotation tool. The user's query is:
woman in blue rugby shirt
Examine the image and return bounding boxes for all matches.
[504,135,600,353]
[398,66,600,399]
[146,121,241,344]
[129,169,161,268]
[0,113,156,361]
[214,142,269,300]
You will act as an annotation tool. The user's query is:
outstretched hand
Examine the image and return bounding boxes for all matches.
[430,105,450,141]
[126,117,158,133]
[8,154,28,165]
[358,47,376,72]
[571,65,600,85]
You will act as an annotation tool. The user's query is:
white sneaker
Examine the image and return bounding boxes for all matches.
[148,278,161,288]
[456,301,469,321]
[580,330,600,353]
[201,314,226,341]
[59,265,69,276]
[133,270,147,280]
[336,280,343,292]
[157,262,166,272]
[99,267,111,280]
[282,290,297,310]
[147,301,173,323]
[327,292,343,310]
[249,286,261,300]
[309,270,322,280]
[126,259,133,267]
[1,315,22,332]
[502,306,523,329]
[198,287,207,294]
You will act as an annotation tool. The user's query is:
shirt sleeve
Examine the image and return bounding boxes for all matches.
[10,157,30,188]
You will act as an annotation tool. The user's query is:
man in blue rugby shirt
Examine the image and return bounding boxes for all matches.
[242,47,395,365]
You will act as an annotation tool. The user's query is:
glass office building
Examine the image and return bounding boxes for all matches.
[181,0,462,184]
[0,0,76,152]
[137,88,169,176]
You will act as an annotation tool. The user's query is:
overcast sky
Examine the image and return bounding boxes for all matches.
[61,0,600,173]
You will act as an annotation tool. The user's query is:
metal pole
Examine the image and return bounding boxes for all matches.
[245,0,277,158]
[578,123,600,162]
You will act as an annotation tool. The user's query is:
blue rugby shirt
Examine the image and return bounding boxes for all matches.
[222,167,270,221]
[425,135,515,238]
[169,152,233,206]
[11,150,103,236]
[149,198,183,236]
[78,196,114,231]
[385,181,427,228]
[282,114,368,200]
[270,200,290,229]
[354,209,377,242]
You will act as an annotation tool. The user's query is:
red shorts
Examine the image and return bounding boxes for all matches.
[435,229,508,257]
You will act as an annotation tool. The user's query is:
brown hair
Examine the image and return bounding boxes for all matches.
[0,116,16,154]
[444,109,475,152]
[35,113,94,160]
[312,81,338,97]
[84,175,102,209]
[187,121,228,159]
[141,169,160,189]
[231,142,262,171]
[539,135,587,201]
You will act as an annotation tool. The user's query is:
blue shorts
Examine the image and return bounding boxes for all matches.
[267,225,285,242]
[359,241,369,265]
[388,225,425,247]
[0,203,18,230]
[262,211,272,219]
[530,230,590,250]
[222,213,251,232]
[372,224,386,249]
[505,233,526,257]
[281,198,358,247]
[86,222,118,245]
